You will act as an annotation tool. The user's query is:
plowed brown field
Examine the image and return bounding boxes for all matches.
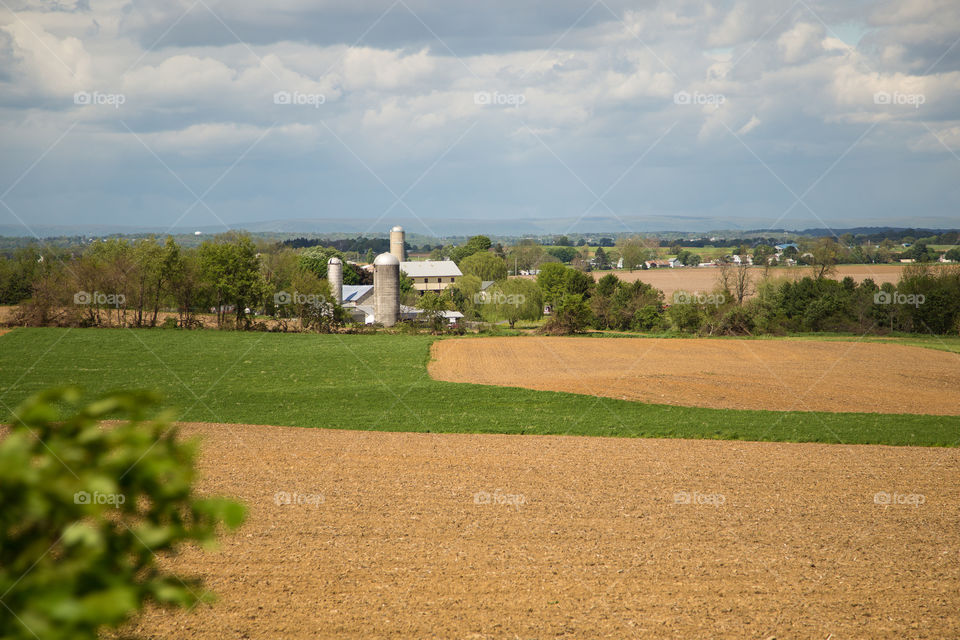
[590,265,908,301]
[129,423,960,639]
[429,337,960,415]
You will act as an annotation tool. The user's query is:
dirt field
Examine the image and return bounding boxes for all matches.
[128,422,960,639]
[429,337,960,415]
[593,265,908,301]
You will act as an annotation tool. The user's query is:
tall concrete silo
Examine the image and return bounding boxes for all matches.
[390,225,406,262]
[328,256,343,304]
[373,252,400,326]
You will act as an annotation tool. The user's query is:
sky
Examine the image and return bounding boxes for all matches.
[1,0,959,238]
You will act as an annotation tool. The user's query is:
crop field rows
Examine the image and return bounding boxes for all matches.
[1,328,959,638]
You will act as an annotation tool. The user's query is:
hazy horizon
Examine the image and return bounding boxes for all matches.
[2,1,959,240]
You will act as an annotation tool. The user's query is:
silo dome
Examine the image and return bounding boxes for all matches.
[327,257,342,264]
[374,252,400,266]
[391,225,404,232]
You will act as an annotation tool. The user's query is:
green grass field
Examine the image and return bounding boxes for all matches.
[1,328,957,446]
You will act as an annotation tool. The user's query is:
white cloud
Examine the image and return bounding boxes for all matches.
[1,0,959,230]
[737,114,761,134]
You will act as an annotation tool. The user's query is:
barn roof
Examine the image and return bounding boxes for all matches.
[400,260,463,278]
[341,285,373,302]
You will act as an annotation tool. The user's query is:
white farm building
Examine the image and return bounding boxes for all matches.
[400,259,463,292]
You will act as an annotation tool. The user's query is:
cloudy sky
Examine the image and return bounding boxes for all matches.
[1,0,959,237]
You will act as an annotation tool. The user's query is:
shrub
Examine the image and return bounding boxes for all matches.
[540,294,592,334]
[0,388,246,640]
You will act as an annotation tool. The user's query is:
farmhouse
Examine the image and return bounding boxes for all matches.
[386,225,462,292]
[400,259,463,292]
[328,226,463,327]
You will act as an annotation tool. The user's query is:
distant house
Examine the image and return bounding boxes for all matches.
[645,260,674,269]
[400,306,464,325]
[731,255,753,265]
[667,257,682,268]
[400,259,463,292]
[345,303,463,326]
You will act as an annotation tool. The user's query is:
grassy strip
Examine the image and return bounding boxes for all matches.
[0,328,957,447]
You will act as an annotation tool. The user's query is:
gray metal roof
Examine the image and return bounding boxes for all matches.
[341,285,373,302]
[400,260,463,278]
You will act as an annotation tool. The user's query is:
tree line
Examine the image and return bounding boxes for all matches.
[3,232,959,336]
[533,262,960,336]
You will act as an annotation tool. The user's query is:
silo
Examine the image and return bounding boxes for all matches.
[390,225,406,262]
[328,257,343,304]
[373,252,400,326]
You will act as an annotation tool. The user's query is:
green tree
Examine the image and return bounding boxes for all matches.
[545,246,578,263]
[542,294,592,334]
[198,234,267,328]
[449,235,493,264]
[616,236,653,271]
[0,388,245,640]
[298,246,344,280]
[460,252,508,281]
[809,238,841,280]
[131,238,164,327]
[536,262,569,306]
[593,246,610,269]
[484,278,543,328]
[678,250,701,266]
[0,246,43,304]
[563,268,594,298]
[417,290,453,332]
[753,244,774,275]
[447,274,483,318]
[167,247,201,328]
[506,239,545,273]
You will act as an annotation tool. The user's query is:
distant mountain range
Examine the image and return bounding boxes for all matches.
[2,215,957,239]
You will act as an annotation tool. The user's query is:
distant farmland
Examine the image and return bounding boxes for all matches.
[593,264,909,300]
